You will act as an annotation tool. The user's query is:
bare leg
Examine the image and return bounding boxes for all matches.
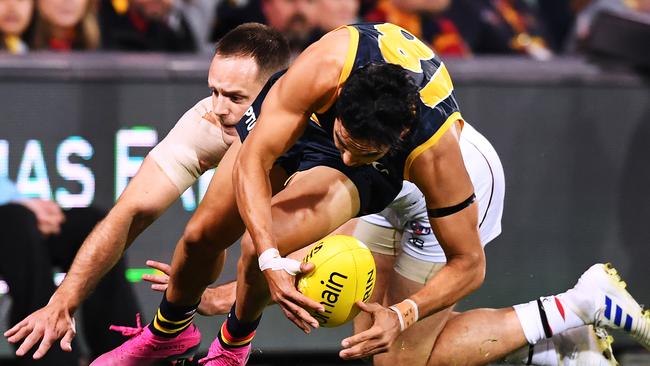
[357,265,526,366]
[165,140,289,306]
[165,140,246,306]
[376,273,454,366]
[427,307,527,366]
[235,166,362,322]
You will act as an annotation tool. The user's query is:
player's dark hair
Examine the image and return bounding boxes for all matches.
[336,63,419,149]
[215,23,290,80]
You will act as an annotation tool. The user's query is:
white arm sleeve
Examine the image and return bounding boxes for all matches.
[149,96,229,192]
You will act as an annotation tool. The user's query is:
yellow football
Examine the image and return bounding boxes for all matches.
[297,235,376,327]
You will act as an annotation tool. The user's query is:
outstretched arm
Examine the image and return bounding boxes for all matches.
[340,123,484,359]
[404,123,484,314]
[3,97,224,359]
[4,157,180,359]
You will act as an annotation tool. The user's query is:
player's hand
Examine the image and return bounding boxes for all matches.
[3,299,76,359]
[198,282,237,316]
[18,199,65,236]
[262,262,325,333]
[142,260,172,292]
[143,260,232,316]
[339,301,401,360]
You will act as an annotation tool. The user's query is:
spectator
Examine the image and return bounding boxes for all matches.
[308,0,359,38]
[178,0,218,53]
[537,0,575,53]
[570,0,649,51]
[211,0,316,54]
[447,0,553,60]
[99,0,197,52]
[0,0,33,53]
[0,177,141,365]
[365,0,471,57]
[27,0,100,51]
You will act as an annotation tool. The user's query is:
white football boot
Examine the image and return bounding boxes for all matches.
[553,325,618,366]
[558,263,650,350]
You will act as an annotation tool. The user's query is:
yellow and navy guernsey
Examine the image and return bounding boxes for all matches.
[315,22,463,180]
[235,23,462,215]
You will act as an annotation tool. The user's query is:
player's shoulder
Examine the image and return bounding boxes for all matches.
[302,29,350,71]
[282,27,352,108]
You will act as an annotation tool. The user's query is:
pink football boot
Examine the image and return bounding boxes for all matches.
[198,337,251,366]
[90,313,201,366]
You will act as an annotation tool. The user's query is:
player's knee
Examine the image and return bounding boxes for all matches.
[466,252,486,290]
[240,233,257,258]
[237,234,263,280]
[182,219,218,252]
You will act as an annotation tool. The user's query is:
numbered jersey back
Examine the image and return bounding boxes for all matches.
[316,22,464,180]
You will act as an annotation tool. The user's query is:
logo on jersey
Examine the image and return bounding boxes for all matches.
[409,221,431,235]
[407,237,425,249]
[243,106,257,131]
[371,161,389,176]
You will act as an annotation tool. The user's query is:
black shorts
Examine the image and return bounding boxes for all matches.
[237,120,402,216]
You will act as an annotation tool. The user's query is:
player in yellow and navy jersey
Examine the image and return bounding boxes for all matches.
[226,22,482,364]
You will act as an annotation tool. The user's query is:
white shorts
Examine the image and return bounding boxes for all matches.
[356,123,505,283]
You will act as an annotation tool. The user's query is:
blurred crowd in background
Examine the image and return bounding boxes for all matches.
[0,0,648,60]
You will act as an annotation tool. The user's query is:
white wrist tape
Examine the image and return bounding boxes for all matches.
[389,299,419,331]
[258,248,302,275]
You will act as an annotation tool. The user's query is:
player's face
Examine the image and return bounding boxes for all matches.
[333,118,390,167]
[0,0,33,36]
[208,54,265,145]
[37,0,86,29]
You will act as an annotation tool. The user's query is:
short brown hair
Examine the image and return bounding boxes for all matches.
[215,23,290,80]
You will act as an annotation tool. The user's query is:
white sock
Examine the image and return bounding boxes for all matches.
[540,295,586,335]
[514,296,587,345]
[504,339,559,365]
[513,301,546,344]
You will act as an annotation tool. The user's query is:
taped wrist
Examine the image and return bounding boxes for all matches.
[258,248,301,275]
[389,299,419,331]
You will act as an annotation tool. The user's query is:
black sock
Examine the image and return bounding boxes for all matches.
[148,292,199,338]
[218,304,261,348]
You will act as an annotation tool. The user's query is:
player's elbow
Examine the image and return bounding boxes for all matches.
[107,201,155,234]
[464,251,486,292]
[448,249,485,292]
[130,199,168,232]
